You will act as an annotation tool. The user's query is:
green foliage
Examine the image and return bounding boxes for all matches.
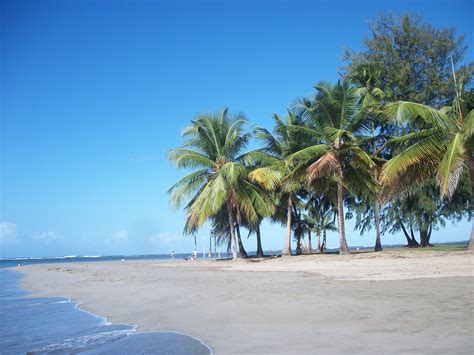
[168,109,271,236]
[344,12,473,107]
[382,86,473,200]
[168,12,473,254]
[381,173,472,244]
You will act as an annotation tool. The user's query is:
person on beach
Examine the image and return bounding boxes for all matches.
[171,250,174,260]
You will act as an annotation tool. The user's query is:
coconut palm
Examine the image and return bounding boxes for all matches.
[304,214,314,254]
[381,78,473,248]
[350,62,387,251]
[290,192,310,255]
[248,112,314,256]
[290,80,377,254]
[306,193,337,252]
[168,108,272,260]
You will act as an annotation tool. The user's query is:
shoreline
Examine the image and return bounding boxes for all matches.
[17,250,474,354]
[1,268,213,354]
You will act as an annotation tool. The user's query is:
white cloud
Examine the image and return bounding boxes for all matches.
[0,221,18,244]
[34,231,59,242]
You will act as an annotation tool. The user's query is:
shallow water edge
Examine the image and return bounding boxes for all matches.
[0,269,212,354]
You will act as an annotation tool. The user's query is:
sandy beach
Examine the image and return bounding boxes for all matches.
[19,251,474,354]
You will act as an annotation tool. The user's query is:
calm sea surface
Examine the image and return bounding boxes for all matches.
[0,254,187,269]
[0,255,212,354]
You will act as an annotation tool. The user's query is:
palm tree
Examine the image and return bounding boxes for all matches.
[248,218,265,258]
[168,108,271,260]
[234,206,248,257]
[290,80,377,254]
[381,78,473,248]
[350,62,387,252]
[291,195,308,255]
[306,193,337,253]
[304,213,314,254]
[249,112,313,256]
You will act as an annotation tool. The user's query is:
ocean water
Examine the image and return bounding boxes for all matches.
[0,254,188,269]
[0,268,212,354]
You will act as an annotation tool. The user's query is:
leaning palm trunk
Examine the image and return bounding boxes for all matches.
[236,223,248,258]
[256,223,264,257]
[226,200,238,260]
[374,202,382,251]
[282,195,293,256]
[337,167,350,254]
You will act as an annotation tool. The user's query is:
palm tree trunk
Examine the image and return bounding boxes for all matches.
[372,133,382,252]
[316,230,321,253]
[374,202,382,252]
[337,167,350,254]
[296,235,302,255]
[322,230,327,253]
[226,200,238,260]
[282,195,292,256]
[236,223,248,258]
[308,230,313,254]
[256,222,264,258]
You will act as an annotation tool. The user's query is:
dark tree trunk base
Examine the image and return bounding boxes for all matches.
[236,224,248,258]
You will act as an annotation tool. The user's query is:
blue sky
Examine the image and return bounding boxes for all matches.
[1,0,472,257]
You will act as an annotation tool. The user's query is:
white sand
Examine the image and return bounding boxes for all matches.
[19,251,474,354]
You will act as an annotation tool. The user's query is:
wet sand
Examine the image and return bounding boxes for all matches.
[19,251,474,354]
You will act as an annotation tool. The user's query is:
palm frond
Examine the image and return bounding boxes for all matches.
[249,166,282,191]
[168,148,215,169]
[437,133,468,199]
[381,134,444,186]
[286,144,331,166]
[307,152,338,182]
[386,101,453,131]
[167,169,210,208]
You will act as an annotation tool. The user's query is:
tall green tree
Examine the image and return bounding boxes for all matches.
[349,62,387,251]
[249,112,312,256]
[345,12,473,248]
[381,176,472,247]
[290,80,377,254]
[305,193,337,253]
[344,12,473,107]
[381,79,473,247]
[168,108,271,260]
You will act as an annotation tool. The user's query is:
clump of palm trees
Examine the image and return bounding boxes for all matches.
[168,70,473,260]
